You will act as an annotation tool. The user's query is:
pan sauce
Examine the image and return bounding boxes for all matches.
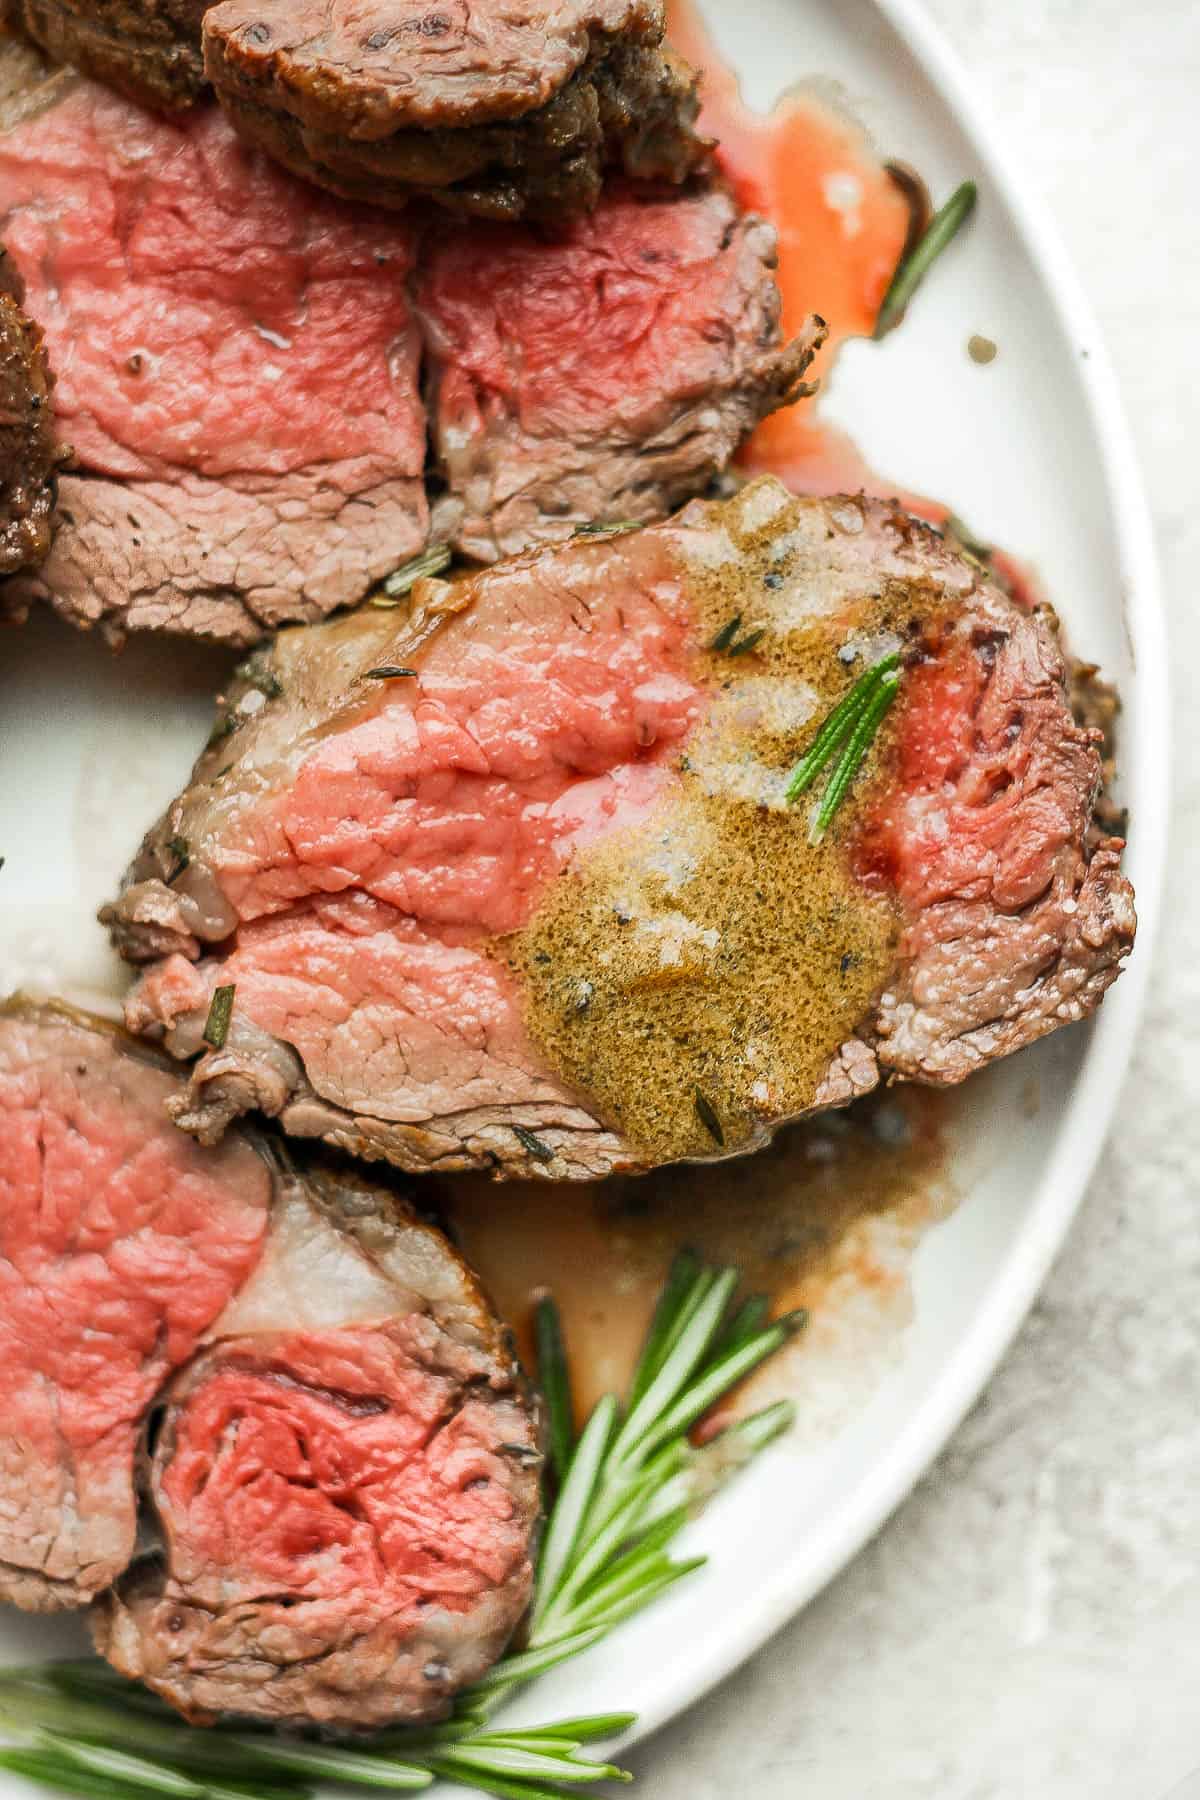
[441,1087,953,1421]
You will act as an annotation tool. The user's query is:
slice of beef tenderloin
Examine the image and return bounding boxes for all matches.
[0,238,63,577]
[2,0,209,111]
[0,996,271,1611]
[4,0,704,217]
[104,477,1136,1180]
[414,184,825,560]
[0,51,428,646]
[0,45,813,644]
[93,1158,540,1729]
[204,0,706,221]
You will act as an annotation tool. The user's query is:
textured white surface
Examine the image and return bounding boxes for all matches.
[632,3,1200,1795]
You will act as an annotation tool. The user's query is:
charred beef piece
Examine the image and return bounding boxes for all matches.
[204,0,706,220]
[0,46,813,645]
[93,1160,539,1729]
[0,997,272,1611]
[0,240,62,576]
[104,479,1136,1180]
[1,0,209,110]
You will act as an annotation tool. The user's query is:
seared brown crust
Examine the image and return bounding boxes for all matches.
[0,241,62,579]
[202,0,705,219]
[1,0,208,109]
[4,463,430,648]
[3,0,705,217]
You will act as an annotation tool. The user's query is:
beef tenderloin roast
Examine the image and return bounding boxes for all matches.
[93,1159,539,1729]
[416,186,824,561]
[0,997,540,1721]
[103,478,1136,1180]
[0,42,813,644]
[4,0,706,219]
[203,0,707,220]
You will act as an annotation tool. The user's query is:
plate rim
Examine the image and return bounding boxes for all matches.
[619,0,1170,1748]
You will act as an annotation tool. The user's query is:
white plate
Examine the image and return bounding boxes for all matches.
[0,0,1168,1781]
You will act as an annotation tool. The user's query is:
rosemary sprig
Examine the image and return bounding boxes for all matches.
[784,652,902,838]
[519,1258,802,1659]
[0,1256,798,1800]
[370,544,452,606]
[572,521,641,538]
[364,665,419,681]
[874,178,977,339]
[808,672,899,845]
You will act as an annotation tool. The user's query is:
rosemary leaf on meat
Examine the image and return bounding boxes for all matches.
[727,627,765,658]
[572,520,641,538]
[371,543,452,605]
[807,672,900,845]
[693,1087,725,1146]
[943,512,993,570]
[163,837,190,884]
[874,178,977,339]
[784,650,902,834]
[363,665,419,681]
[709,612,743,651]
[201,984,236,1051]
[512,1123,555,1164]
[710,613,766,659]
[0,1254,799,1799]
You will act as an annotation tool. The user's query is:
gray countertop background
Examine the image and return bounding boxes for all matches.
[631,3,1200,1794]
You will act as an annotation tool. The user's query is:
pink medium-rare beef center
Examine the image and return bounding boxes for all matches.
[0,1001,272,1611]
[0,88,423,481]
[0,48,817,642]
[121,528,702,1143]
[108,480,1135,1179]
[0,1002,540,1726]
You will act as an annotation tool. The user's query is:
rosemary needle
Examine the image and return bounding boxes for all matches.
[809,671,900,844]
[371,543,451,605]
[784,652,899,802]
[874,178,977,339]
[201,984,235,1050]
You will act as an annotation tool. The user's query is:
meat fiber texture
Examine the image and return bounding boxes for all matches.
[94,1161,539,1729]
[104,477,1137,1181]
[0,44,815,645]
[0,999,539,1723]
[0,997,271,1611]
